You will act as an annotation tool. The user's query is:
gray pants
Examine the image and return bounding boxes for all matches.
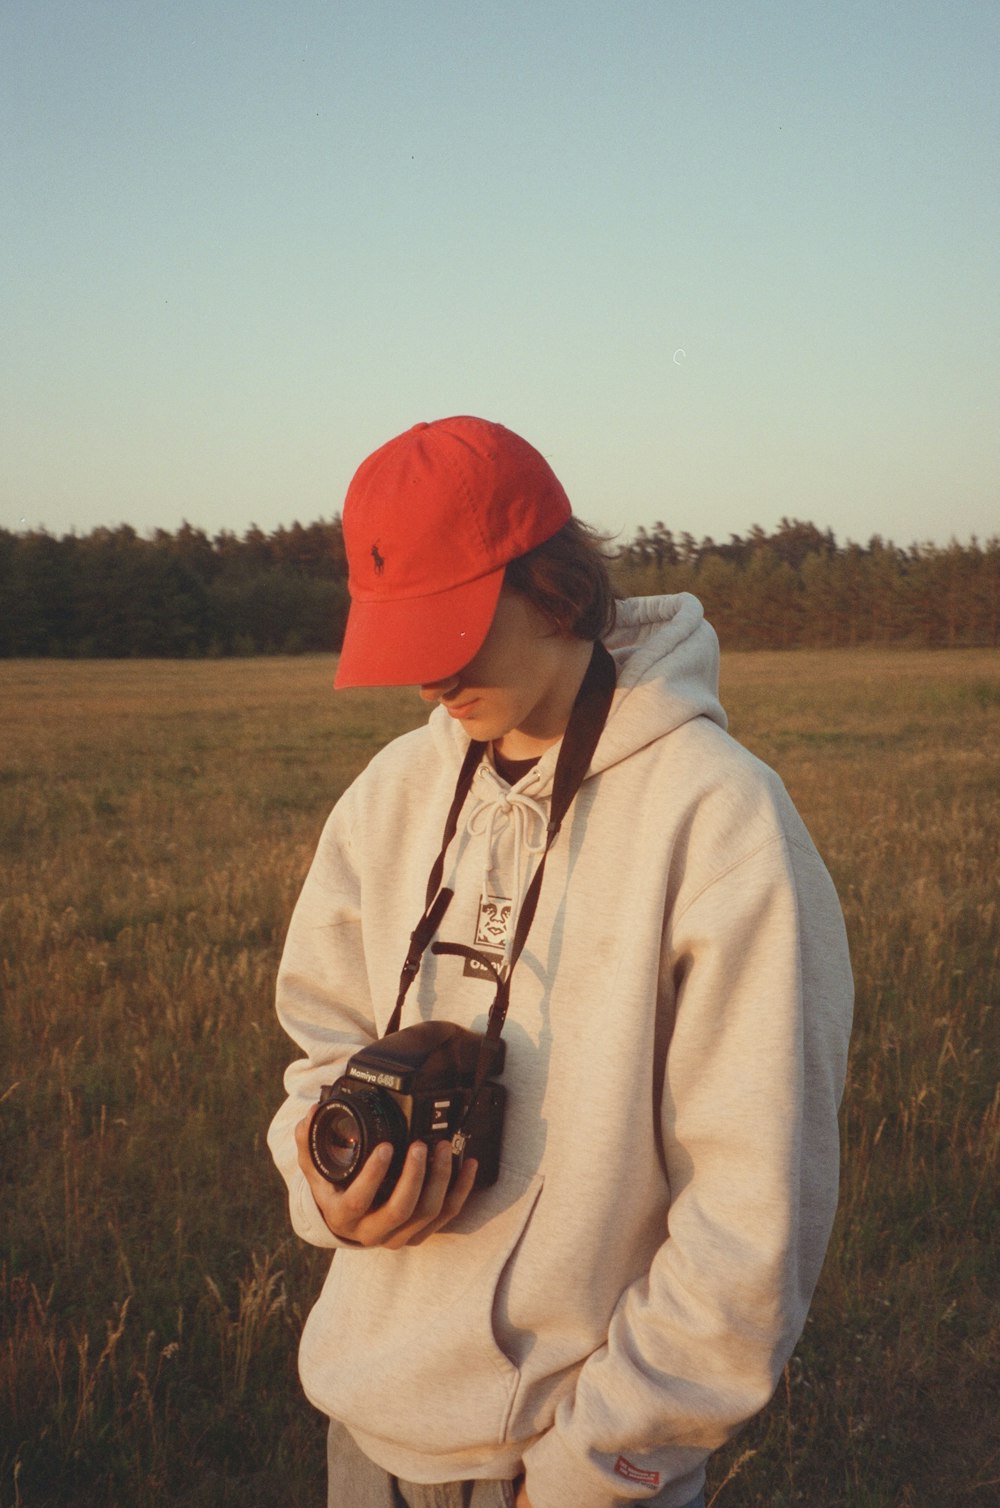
[327,1420,515,1507]
[327,1419,706,1508]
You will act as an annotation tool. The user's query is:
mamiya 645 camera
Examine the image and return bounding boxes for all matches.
[308,1020,505,1207]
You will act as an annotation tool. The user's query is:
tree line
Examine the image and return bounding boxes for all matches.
[1,516,997,657]
[615,519,999,650]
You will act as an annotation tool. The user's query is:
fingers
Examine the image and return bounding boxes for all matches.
[379,1141,452,1247]
[333,1142,396,1224]
[381,1142,476,1249]
[294,1109,480,1249]
[293,1109,393,1238]
[407,1150,479,1246]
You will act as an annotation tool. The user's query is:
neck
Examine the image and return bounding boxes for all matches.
[494,638,595,761]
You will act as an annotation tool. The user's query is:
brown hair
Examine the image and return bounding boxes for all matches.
[504,517,618,640]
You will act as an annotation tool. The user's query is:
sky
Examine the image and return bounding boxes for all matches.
[3,0,998,550]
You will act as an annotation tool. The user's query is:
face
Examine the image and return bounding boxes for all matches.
[418,588,591,760]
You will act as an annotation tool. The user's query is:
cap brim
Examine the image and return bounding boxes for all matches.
[334,567,505,688]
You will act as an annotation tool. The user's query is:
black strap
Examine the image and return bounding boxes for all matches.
[423,736,485,913]
[484,637,615,1034]
[384,736,485,1036]
[440,640,617,1101]
[384,639,617,1047]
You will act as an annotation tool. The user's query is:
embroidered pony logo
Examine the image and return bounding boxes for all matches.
[371,541,385,575]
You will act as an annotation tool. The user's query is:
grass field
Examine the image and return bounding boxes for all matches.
[1,650,998,1507]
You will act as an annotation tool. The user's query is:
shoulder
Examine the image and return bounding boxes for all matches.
[611,715,828,900]
[615,713,799,830]
[332,719,472,857]
[360,720,439,782]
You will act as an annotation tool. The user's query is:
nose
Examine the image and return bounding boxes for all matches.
[419,673,461,703]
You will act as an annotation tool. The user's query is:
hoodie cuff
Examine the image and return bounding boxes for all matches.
[522,1426,706,1508]
[289,1171,354,1250]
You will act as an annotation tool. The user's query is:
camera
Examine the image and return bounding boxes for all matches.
[308,1020,506,1208]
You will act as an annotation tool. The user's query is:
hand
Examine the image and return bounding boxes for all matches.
[295,1106,478,1249]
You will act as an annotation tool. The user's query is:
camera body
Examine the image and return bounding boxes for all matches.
[308,1020,505,1208]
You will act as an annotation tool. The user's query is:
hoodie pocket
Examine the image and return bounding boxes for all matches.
[300,1165,543,1454]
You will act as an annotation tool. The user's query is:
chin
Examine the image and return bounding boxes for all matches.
[471,724,507,744]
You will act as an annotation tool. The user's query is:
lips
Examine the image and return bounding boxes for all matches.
[445,699,479,720]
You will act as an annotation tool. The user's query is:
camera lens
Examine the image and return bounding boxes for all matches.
[315,1105,362,1178]
[309,1085,408,1191]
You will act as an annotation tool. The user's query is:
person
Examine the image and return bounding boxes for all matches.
[267,416,853,1508]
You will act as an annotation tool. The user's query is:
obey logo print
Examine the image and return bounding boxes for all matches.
[476,894,511,950]
[461,894,510,983]
[461,949,504,984]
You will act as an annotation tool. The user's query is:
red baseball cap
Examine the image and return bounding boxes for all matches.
[334,416,572,688]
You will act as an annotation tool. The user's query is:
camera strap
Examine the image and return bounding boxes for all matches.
[386,639,616,1051]
[452,639,616,1113]
[475,636,615,1039]
[407,636,618,1121]
[385,734,487,1036]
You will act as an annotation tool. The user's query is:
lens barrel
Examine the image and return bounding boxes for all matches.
[309,1083,407,1188]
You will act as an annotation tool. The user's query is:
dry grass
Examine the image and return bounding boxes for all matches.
[1,650,998,1507]
[712,650,1000,1506]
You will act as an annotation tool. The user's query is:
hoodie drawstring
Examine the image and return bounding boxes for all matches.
[466,775,550,965]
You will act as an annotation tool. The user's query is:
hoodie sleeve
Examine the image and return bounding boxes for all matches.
[266,789,380,1249]
[521,830,853,1507]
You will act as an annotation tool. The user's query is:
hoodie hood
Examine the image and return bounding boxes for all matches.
[428,593,727,789]
[598,591,726,771]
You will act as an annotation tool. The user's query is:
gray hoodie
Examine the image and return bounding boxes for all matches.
[268,594,853,1508]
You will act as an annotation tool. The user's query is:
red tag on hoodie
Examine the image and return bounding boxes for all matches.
[614,1456,661,1487]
